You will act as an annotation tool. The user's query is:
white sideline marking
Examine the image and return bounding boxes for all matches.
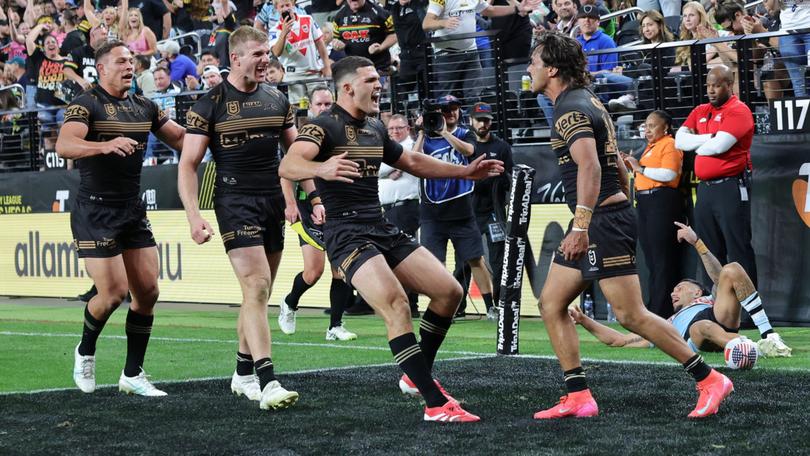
[0,355,494,396]
[0,330,485,356]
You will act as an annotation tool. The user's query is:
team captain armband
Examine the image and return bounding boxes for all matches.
[554,111,593,143]
[64,104,91,123]
[573,205,593,231]
[297,124,326,146]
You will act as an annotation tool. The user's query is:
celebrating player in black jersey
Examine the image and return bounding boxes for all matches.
[178,26,300,411]
[280,56,503,423]
[56,41,186,397]
[526,32,733,420]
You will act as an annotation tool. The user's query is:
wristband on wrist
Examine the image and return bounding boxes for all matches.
[573,205,593,230]
[572,227,588,232]
[307,190,319,202]
[695,239,709,255]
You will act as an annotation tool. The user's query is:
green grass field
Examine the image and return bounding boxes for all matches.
[1,298,809,455]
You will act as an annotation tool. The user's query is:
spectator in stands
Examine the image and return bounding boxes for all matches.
[146,66,180,162]
[133,0,170,40]
[490,0,533,61]
[676,1,736,69]
[638,10,676,68]
[758,0,789,100]
[620,110,684,318]
[197,50,221,76]
[636,0,681,18]
[5,56,27,87]
[157,39,198,84]
[389,0,428,93]
[253,0,306,33]
[64,22,106,90]
[423,0,538,102]
[4,9,28,62]
[132,53,156,97]
[332,0,397,75]
[379,113,421,317]
[26,21,68,140]
[575,4,633,104]
[580,0,614,38]
[201,65,223,89]
[269,0,332,104]
[551,0,578,34]
[84,2,120,40]
[59,8,84,55]
[211,0,237,67]
[675,65,757,288]
[416,95,496,320]
[456,101,513,319]
[776,1,810,96]
[119,1,158,57]
[266,57,285,84]
[309,0,342,30]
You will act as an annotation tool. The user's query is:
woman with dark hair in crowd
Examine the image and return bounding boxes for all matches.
[620,110,685,319]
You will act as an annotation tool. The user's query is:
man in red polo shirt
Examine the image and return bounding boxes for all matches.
[675,65,757,287]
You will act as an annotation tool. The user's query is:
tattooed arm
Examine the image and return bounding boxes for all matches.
[675,222,723,285]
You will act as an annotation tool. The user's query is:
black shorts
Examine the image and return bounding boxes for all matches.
[553,201,637,281]
[420,216,485,263]
[71,198,156,258]
[324,216,419,284]
[214,192,285,253]
[685,307,740,352]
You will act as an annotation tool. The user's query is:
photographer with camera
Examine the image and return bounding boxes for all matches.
[416,95,495,319]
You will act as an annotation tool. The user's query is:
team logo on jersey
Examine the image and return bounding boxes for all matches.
[227,101,240,116]
[345,126,358,145]
[104,103,117,117]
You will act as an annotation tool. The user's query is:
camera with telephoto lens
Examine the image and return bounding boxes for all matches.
[421,99,445,135]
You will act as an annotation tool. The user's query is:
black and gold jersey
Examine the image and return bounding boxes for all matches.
[332,1,395,72]
[186,79,295,194]
[64,85,168,203]
[294,104,404,219]
[551,87,621,211]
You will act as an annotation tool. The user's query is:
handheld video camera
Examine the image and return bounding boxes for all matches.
[421,99,445,135]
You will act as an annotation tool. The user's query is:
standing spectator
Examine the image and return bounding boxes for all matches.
[778,0,810,96]
[332,0,397,75]
[133,0,170,40]
[675,65,757,287]
[489,0,532,61]
[423,0,537,102]
[417,95,496,319]
[132,53,156,97]
[119,0,158,57]
[551,0,578,34]
[379,113,421,317]
[64,22,107,90]
[59,8,85,55]
[389,0,428,92]
[455,101,513,319]
[309,0,343,29]
[157,39,198,83]
[6,56,27,86]
[637,0,681,17]
[269,0,332,103]
[211,0,238,67]
[26,21,68,140]
[254,0,306,33]
[84,3,121,40]
[621,110,684,319]
[147,66,180,162]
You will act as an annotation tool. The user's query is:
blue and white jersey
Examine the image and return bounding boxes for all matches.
[670,296,715,339]
[255,3,308,32]
[421,127,474,204]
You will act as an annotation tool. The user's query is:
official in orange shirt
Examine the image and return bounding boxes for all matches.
[622,110,685,318]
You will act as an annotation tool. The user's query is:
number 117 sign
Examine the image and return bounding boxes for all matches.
[771,98,810,133]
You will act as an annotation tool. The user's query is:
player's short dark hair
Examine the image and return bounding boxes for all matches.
[714,1,744,28]
[95,40,128,65]
[308,84,332,100]
[531,32,591,89]
[679,278,711,297]
[333,56,375,85]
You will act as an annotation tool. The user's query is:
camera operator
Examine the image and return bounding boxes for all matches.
[416,95,495,319]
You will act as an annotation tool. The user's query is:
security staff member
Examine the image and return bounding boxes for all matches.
[621,110,684,319]
[675,65,757,287]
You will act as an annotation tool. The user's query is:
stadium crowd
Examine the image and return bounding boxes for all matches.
[0,0,797,420]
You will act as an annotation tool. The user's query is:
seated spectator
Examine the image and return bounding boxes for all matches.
[575,5,632,102]
[186,64,224,91]
[676,1,735,69]
[5,56,27,88]
[580,0,614,38]
[146,66,180,163]
[197,50,222,76]
[119,1,158,57]
[757,0,789,100]
[132,53,156,97]
[269,0,331,104]
[550,0,578,35]
[266,57,286,84]
[157,39,198,83]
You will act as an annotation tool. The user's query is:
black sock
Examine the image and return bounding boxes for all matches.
[124,309,154,377]
[329,278,351,329]
[389,333,447,408]
[419,308,453,371]
[236,352,253,376]
[683,354,712,382]
[482,293,494,311]
[78,305,108,356]
[254,357,276,390]
[564,367,588,393]
[286,272,314,310]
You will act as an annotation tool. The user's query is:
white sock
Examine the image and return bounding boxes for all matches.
[740,292,773,338]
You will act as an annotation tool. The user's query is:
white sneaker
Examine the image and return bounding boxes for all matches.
[231,372,261,401]
[278,297,297,335]
[486,307,498,321]
[608,94,637,111]
[757,333,792,357]
[259,380,299,410]
[326,324,358,341]
[118,369,168,397]
[72,344,96,393]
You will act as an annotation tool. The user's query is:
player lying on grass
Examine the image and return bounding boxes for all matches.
[569,222,791,357]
